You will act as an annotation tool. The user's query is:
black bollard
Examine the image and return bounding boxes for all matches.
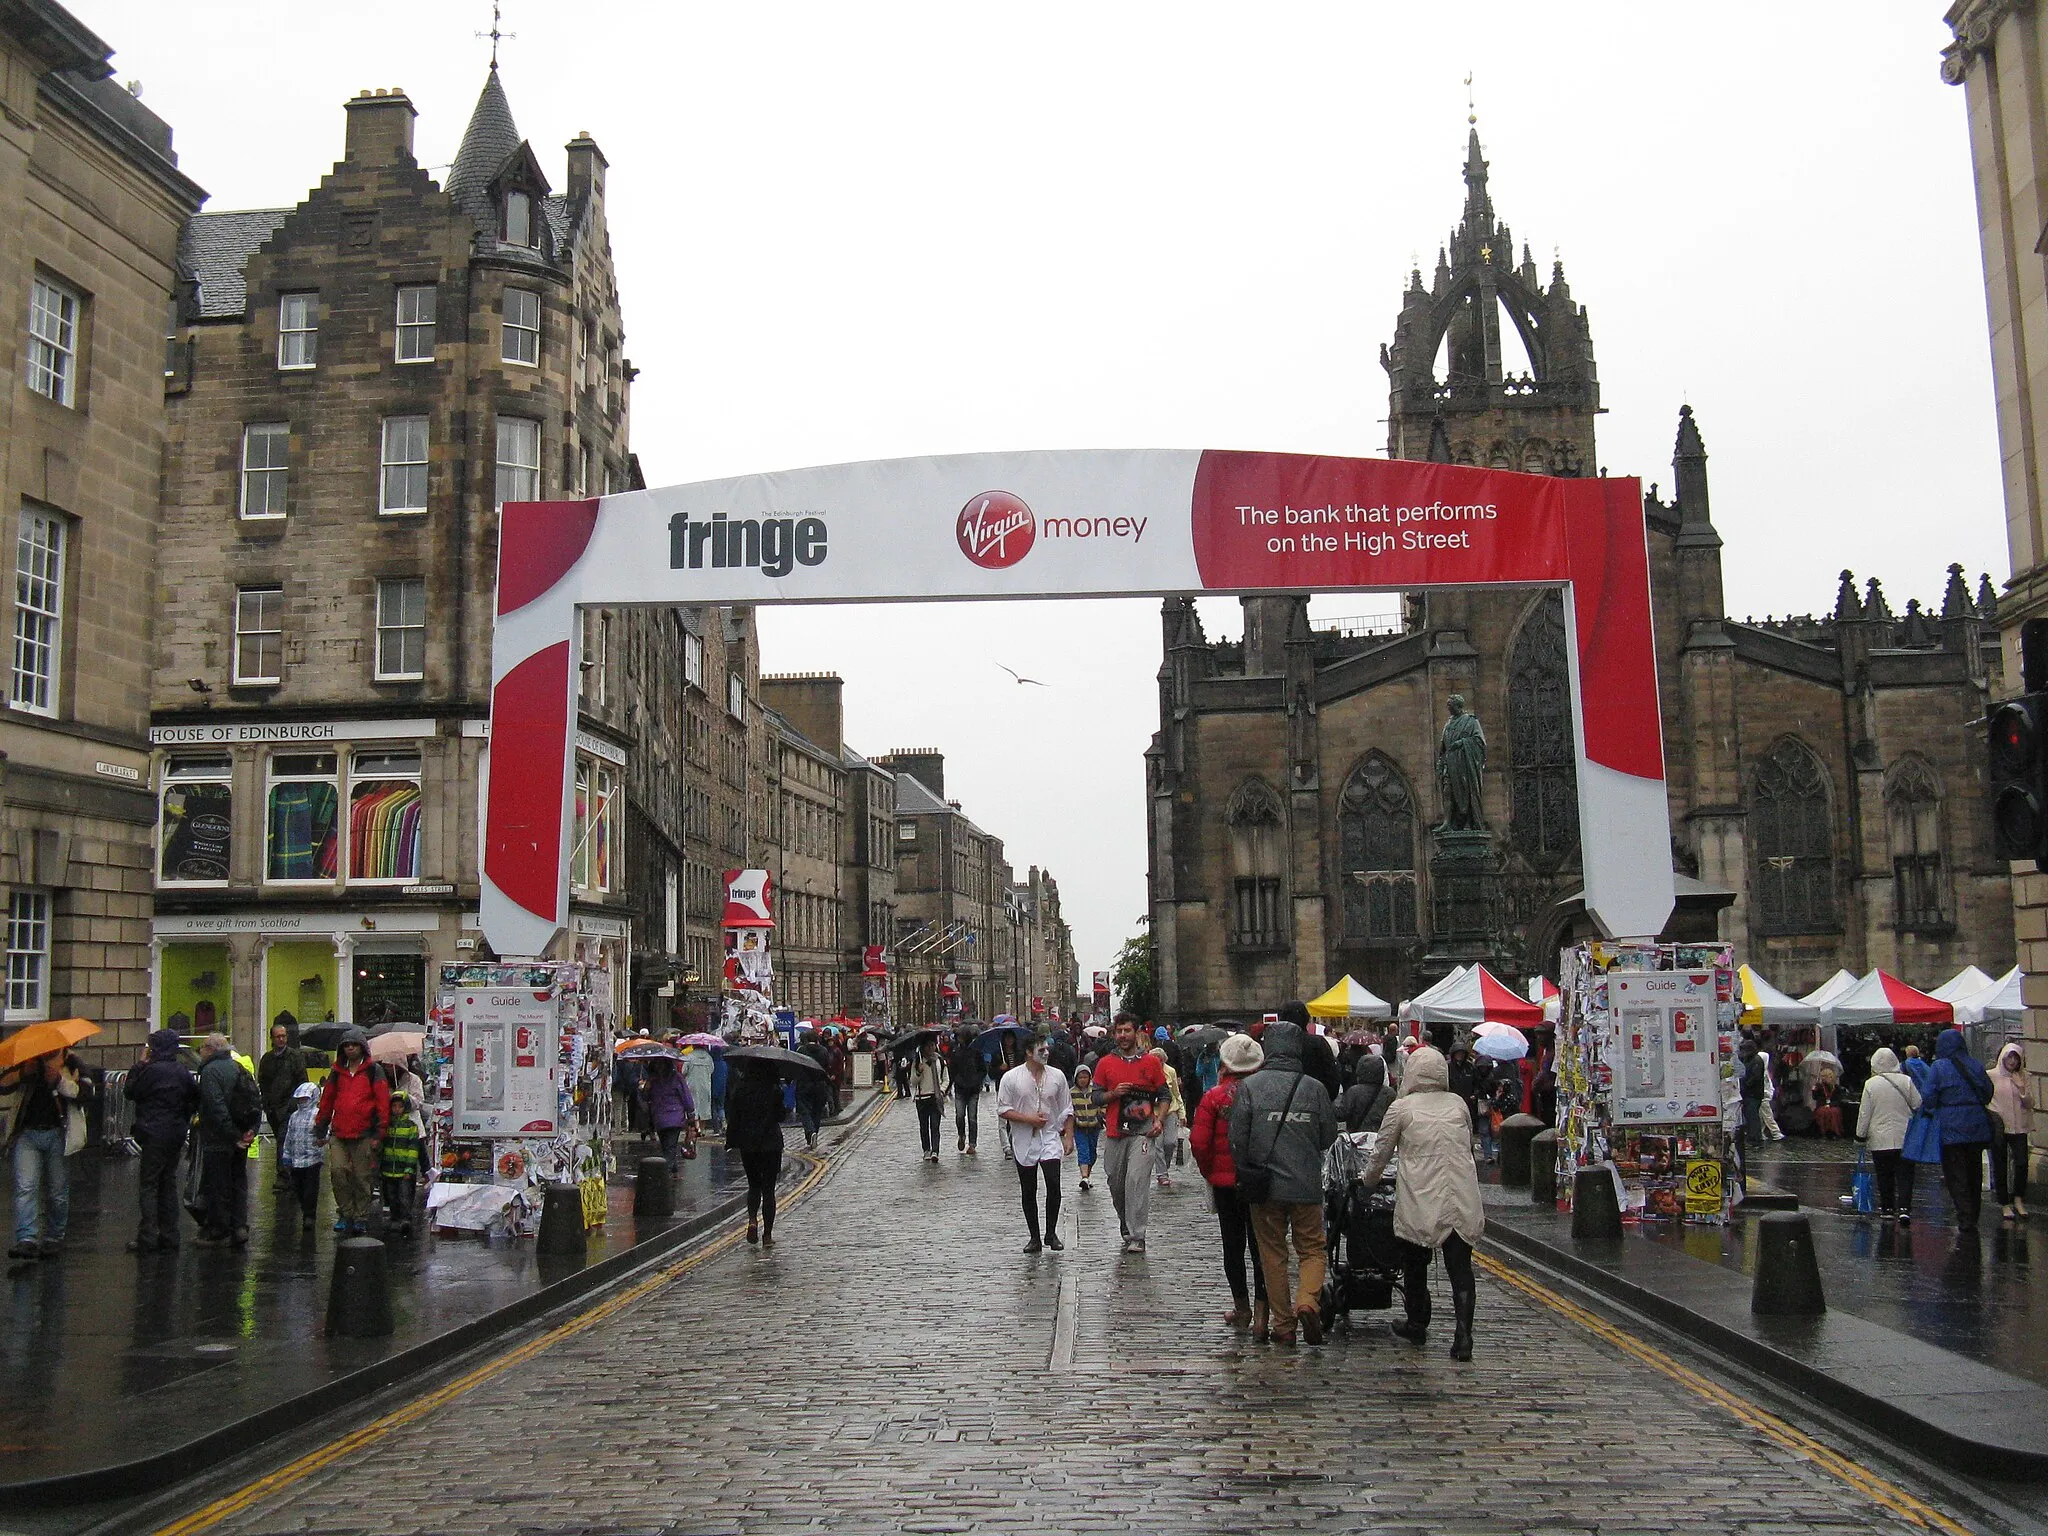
[535,1182,588,1256]
[633,1155,674,1222]
[1571,1167,1624,1242]
[325,1236,394,1337]
[1750,1211,1827,1316]
[1530,1128,1559,1206]
[1498,1113,1545,1187]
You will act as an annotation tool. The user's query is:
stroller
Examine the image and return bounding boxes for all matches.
[1317,1131,1405,1331]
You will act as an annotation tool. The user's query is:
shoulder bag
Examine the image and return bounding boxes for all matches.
[1235,1072,1303,1205]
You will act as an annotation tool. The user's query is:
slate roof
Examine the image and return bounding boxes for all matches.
[179,208,290,318]
[894,773,951,815]
[443,68,523,230]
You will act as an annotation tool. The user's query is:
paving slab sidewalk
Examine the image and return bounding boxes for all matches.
[0,1097,896,1503]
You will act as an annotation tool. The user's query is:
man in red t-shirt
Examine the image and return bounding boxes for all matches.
[1092,1013,1167,1253]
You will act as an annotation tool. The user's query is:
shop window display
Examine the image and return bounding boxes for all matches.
[267,752,339,882]
[160,756,233,883]
[348,751,422,882]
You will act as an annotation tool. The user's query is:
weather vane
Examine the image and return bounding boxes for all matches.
[1464,72,1476,126]
[478,0,514,70]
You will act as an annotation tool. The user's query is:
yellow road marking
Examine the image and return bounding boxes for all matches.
[1476,1251,1972,1536]
[153,1096,890,1536]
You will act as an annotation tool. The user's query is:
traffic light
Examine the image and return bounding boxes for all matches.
[1990,694,2048,864]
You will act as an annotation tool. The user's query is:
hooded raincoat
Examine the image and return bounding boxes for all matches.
[1359,1045,1485,1250]
[1928,1028,1994,1145]
[1854,1046,1920,1152]
[1225,1021,1337,1205]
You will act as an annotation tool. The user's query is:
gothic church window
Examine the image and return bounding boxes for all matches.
[1886,759,1949,932]
[1751,739,1837,935]
[1508,593,1579,868]
[1226,777,1286,950]
[1340,754,1417,941]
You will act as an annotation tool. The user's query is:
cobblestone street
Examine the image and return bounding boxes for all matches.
[160,1101,1961,1536]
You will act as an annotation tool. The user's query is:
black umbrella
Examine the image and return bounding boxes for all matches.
[1178,1025,1230,1053]
[973,1022,1036,1056]
[885,1028,945,1056]
[723,1044,827,1080]
[299,1022,357,1051]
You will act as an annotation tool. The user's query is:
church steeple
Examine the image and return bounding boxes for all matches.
[1382,127,1598,474]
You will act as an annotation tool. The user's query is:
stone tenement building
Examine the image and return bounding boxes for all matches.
[674,604,758,1030]
[151,69,652,1045]
[1944,1,2048,1132]
[1148,131,2014,1020]
[0,1,203,1055]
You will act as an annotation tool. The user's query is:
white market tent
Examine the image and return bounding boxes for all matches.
[1799,970,1860,1011]
[1403,965,1547,1027]
[1816,970,1954,1029]
[1399,965,1469,1022]
[1931,966,1997,1005]
[1954,967,2023,1028]
[1738,965,1818,1027]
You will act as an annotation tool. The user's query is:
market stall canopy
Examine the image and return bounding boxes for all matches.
[1526,976,1562,1023]
[1403,965,1545,1027]
[1818,970,1954,1028]
[1737,966,1818,1027]
[1930,966,1997,1005]
[1799,970,1859,1010]
[1398,965,1469,1021]
[1306,976,1392,1021]
[1954,967,2023,1027]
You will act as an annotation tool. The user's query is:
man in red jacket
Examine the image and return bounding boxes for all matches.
[314,1030,390,1236]
[1093,1013,1166,1253]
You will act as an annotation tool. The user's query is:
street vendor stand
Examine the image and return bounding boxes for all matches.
[1552,941,1737,1225]
[1307,975,1393,1023]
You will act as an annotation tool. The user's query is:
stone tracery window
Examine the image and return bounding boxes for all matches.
[1508,593,1579,868]
[1885,758,1948,932]
[1752,739,1837,935]
[1226,777,1286,950]
[1340,754,1417,941]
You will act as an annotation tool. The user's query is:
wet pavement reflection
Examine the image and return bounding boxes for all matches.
[0,1135,742,1487]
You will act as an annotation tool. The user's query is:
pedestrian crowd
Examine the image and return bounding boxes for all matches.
[892,1002,1490,1358]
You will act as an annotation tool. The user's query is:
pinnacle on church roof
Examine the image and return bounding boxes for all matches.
[444,68,525,225]
[1674,403,1706,460]
[1978,573,2000,621]
[1941,562,1974,619]
[1862,577,1893,622]
[1901,599,1935,647]
[1833,570,1860,622]
[1426,413,1453,464]
[1463,127,1491,221]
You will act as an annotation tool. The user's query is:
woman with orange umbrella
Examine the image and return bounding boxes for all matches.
[1,1019,99,1260]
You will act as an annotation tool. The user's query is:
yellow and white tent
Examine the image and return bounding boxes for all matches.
[1306,975,1392,1021]
[1738,965,1817,1027]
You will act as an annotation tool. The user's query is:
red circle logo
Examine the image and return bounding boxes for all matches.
[956,491,1037,568]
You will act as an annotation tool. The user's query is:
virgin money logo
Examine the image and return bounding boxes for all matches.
[957,492,1036,568]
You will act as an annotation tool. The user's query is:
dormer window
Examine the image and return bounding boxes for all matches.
[505,190,533,247]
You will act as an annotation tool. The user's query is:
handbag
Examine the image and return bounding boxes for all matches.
[1850,1147,1876,1214]
[1902,1098,1943,1165]
[1234,1073,1304,1205]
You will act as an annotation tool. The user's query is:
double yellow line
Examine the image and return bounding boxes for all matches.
[1476,1252,1972,1536]
[154,1097,888,1536]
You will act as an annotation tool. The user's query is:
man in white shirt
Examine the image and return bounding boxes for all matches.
[997,1038,1074,1253]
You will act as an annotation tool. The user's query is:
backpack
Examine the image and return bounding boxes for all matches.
[229,1064,264,1134]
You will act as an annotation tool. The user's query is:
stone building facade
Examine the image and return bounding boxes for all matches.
[1149,132,2013,1020]
[674,604,757,1029]
[1944,0,2048,1139]
[0,2,203,1056]
[758,676,847,1021]
[151,70,643,1050]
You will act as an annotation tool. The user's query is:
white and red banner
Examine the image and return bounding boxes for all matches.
[485,449,1671,957]
[722,868,774,929]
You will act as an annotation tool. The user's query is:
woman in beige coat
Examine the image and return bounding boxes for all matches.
[1359,1045,1484,1360]
[1991,1042,2031,1221]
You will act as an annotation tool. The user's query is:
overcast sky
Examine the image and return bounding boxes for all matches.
[77,2,2000,987]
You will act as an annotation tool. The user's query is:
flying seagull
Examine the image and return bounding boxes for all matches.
[997,664,1047,687]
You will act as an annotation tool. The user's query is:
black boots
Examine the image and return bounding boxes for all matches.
[1450,1277,1476,1361]
[1392,1274,1430,1343]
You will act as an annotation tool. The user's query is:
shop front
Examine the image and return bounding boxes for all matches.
[150,909,445,1051]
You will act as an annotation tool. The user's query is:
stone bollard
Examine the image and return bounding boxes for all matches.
[633,1155,674,1222]
[1530,1128,1559,1206]
[326,1236,394,1337]
[1498,1113,1545,1187]
[535,1182,588,1256]
[1750,1210,1827,1316]
[1571,1167,1624,1243]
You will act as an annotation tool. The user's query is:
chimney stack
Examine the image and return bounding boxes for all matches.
[344,87,417,167]
[565,131,607,209]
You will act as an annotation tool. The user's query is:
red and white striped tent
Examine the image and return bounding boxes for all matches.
[1817,970,1954,1029]
[1405,965,1548,1027]
[1527,976,1562,1023]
